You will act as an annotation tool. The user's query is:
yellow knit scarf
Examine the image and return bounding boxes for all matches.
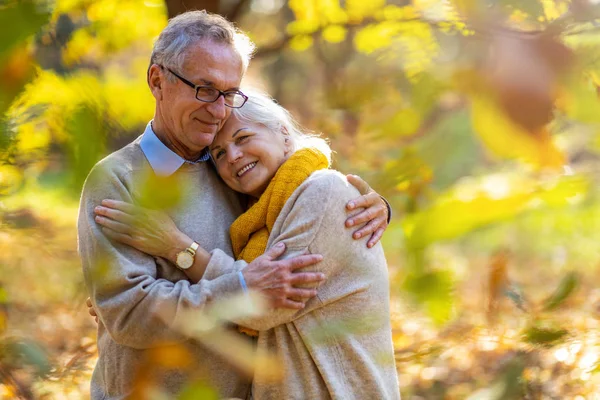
[230,147,329,337]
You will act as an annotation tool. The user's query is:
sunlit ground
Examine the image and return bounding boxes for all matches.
[2,186,600,399]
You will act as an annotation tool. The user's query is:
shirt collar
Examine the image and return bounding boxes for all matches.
[139,121,210,177]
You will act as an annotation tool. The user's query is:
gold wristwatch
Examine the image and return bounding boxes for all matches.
[175,242,199,270]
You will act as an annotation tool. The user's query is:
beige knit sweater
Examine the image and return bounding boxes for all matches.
[205,170,401,400]
[78,136,251,400]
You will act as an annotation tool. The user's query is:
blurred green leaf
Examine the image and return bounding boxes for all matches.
[305,313,385,345]
[522,325,569,348]
[402,269,455,325]
[65,103,106,191]
[177,382,219,400]
[503,284,529,312]
[466,354,526,400]
[542,271,578,311]
[0,338,52,376]
[0,0,51,60]
[496,0,544,17]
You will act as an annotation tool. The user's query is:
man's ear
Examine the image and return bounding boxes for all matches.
[148,64,164,101]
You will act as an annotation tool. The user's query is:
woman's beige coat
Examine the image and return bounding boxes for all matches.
[205,169,400,400]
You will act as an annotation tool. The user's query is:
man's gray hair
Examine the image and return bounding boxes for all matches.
[150,10,255,77]
[232,88,332,163]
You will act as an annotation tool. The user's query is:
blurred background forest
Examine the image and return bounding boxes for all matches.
[2,0,600,398]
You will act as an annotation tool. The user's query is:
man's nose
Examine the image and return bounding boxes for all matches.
[206,95,227,120]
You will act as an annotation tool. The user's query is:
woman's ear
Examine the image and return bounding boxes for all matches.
[281,126,292,155]
[148,64,164,101]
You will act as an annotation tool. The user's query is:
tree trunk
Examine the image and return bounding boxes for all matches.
[164,0,221,18]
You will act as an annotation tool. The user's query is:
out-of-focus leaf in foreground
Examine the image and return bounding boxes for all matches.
[542,271,578,312]
[466,354,526,400]
[0,337,52,377]
[403,173,589,249]
[522,325,569,348]
[0,1,51,59]
[159,292,282,381]
[403,269,455,325]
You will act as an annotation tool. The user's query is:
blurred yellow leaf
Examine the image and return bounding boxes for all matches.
[354,22,401,54]
[135,171,183,210]
[0,164,24,196]
[345,0,385,21]
[289,35,314,52]
[321,25,347,43]
[470,95,564,168]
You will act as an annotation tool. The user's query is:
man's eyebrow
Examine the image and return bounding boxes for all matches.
[198,79,240,91]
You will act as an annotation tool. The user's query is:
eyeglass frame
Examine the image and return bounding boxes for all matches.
[160,65,248,108]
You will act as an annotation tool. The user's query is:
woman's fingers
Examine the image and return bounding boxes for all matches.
[95,215,134,235]
[101,227,135,246]
[94,205,137,226]
[287,287,318,300]
[261,242,287,261]
[101,199,139,214]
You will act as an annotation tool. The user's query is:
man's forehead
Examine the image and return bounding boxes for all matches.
[182,40,244,88]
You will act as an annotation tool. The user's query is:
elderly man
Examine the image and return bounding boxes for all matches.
[78,10,389,400]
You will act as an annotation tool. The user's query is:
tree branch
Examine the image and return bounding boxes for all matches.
[225,0,251,22]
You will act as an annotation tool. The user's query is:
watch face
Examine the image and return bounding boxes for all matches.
[176,251,193,269]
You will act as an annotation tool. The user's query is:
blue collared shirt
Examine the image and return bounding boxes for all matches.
[139,121,210,177]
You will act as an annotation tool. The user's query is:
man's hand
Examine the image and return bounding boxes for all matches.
[86,297,99,324]
[345,174,390,248]
[242,243,325,310]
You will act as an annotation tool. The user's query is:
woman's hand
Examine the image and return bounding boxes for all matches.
[345,174,391,248]
[94,199,192,260]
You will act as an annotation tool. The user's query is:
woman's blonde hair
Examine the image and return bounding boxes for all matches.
[231,88,332,163]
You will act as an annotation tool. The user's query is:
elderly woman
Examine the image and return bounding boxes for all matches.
[94,90,400,399]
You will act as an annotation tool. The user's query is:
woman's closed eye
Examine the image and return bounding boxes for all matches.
[213,149,226,160]
[235,135,250,144]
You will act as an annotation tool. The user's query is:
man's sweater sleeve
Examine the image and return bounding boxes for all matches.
[78,163,242,349]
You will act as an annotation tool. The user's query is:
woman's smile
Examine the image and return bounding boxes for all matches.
[236,161,257,178]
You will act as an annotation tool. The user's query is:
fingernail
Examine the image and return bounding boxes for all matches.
[319,273,326,280]
[95,216,101,222]
[354,233,361,239]
[277,243,284,248]
[348,202,355,209]
[347,219,354,227]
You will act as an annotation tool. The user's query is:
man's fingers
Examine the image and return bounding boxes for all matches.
[346,174,371,195]
[95,215,134,235]
[367,227,385,248]
[86,297,92,307]
[288,271,326,286]
[282,254,323,271]
[352,216,385,240]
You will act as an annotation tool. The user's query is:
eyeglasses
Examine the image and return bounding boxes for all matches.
[162,66,248,108]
